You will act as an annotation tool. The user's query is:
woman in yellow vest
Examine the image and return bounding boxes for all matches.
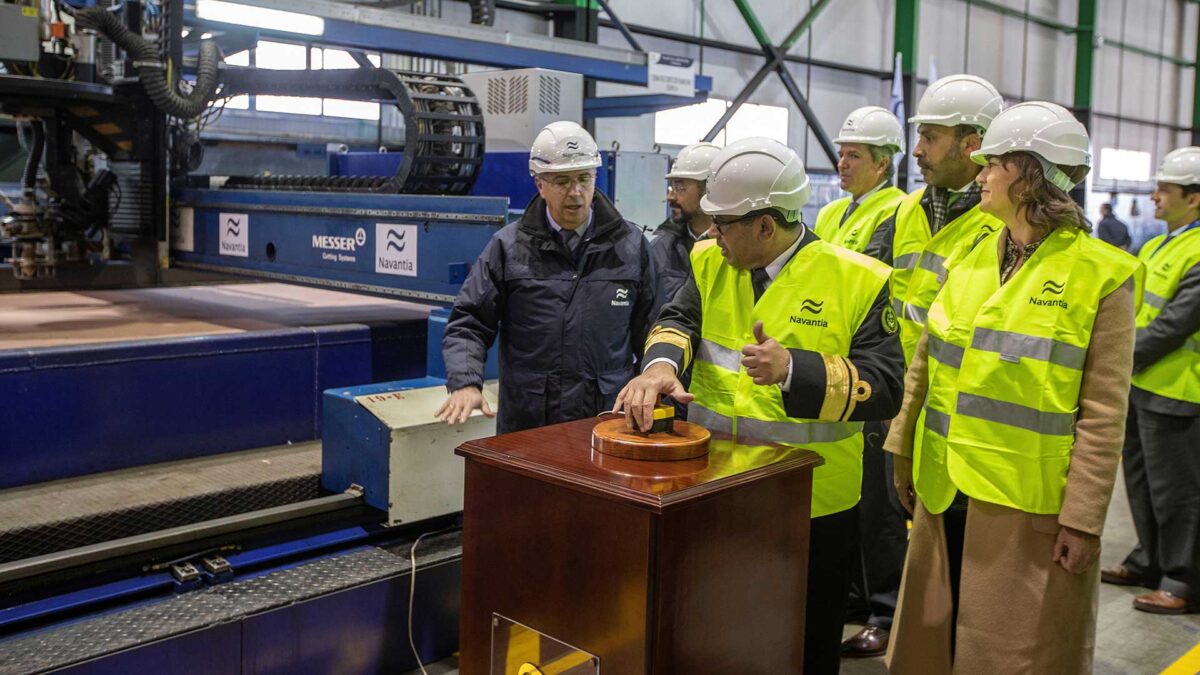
[884,102,1142,674]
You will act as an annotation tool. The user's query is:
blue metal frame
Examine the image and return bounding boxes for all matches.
[584,92,710,118]
[174,190,507,304]
[187,11,710,93]
[0,322,426,488]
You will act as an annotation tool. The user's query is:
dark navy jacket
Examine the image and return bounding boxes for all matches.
[442,191,657,433]
[650,218,706,309]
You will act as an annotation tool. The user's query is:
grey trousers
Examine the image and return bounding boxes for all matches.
[847,421,909,629]
[1122,403,1200,599]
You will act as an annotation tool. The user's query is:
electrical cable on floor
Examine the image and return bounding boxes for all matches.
[408,526,458,675]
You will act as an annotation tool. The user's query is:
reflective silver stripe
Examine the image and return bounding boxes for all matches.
[696,339,742,373]
[956,393,1075,436]
[918,252,946,276]
[1144,291,1167,309]
[891,297,905,317]
[971,328,1087,370]
[924,407,951,436]
[903,302,928,323]
[928,335,964,368]
[687,403,733,433]
[894,252,920,270]
[738,417,863,445]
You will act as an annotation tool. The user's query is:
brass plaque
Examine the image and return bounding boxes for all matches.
[490,614,599,675]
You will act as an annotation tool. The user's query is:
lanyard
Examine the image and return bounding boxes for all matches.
[1150,220,1200,258]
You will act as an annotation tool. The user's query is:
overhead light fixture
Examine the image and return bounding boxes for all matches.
[196,0,325,36]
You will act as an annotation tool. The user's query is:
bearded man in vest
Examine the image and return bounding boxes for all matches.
[885,102,1142,674]
[864,74,1006,364]
[1102,146,1200,615]
[815,104,911,658]
[614,137,906,675]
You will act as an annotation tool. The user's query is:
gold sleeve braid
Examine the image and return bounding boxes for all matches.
[818,353,873,421]
[645,326,693,368]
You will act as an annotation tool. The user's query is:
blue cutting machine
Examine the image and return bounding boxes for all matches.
[0,188,508,673]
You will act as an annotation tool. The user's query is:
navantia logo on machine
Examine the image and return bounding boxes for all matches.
[375,223,417,277]
[313,227,366,263]
[218,212,249,257]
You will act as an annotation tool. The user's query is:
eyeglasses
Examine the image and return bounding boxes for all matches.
[667,179,696,193]
[540,174,595,192]
[712,214,753,235]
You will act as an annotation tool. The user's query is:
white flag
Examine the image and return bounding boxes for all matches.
[890,52,906,174]
[889,51,905,124]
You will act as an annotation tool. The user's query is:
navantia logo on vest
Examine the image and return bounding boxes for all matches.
[1030,280,1068,309]
[790,299,828,327]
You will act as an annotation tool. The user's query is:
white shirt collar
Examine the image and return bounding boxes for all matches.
[545,206,593,237]
[763,225,807,282]
[853,180,890,204]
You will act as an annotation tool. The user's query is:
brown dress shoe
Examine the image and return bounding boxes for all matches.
[1133,590,1195,615]
[841,625,889,657]
[1101,564,1150,587]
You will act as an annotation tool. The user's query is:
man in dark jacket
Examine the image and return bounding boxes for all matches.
[1097,201,1133,250]
[652,142,720,306]
[437,121,657,433]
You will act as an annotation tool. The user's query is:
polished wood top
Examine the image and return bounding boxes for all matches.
[456,416,823,512]
[591,418,711,461]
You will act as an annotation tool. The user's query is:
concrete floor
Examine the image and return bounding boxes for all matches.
[411,473,1200,674]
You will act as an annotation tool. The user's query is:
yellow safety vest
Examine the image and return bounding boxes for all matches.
[813,186,906,253]
[915,226,1142,515]
[1131,227,1200,404]
[891,188,1003,363]
[688,238,891,518]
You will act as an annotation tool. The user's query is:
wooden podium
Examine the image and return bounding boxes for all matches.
[455,417,823,674]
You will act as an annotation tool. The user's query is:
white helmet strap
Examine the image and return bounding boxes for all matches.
[1034,154,1078,192]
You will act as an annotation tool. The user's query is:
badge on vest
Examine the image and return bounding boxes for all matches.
[882,304,899,334]
[1029,279,1068,309]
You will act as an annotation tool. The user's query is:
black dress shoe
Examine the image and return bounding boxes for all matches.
[841,625,889,658]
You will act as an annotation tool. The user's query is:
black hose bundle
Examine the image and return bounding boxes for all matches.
[22,121,44,197]
[469,0,494,26]
[75,7,220,119]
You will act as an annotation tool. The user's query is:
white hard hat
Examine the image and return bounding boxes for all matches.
[528,121,602,175]
[835,105,905,154]
[666,142,722,180]
[971,101,1091,191]
[909,74,1003,130]
[700,137,811,221]
[1154,147,1200,186]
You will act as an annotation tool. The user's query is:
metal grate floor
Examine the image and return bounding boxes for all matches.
[0,442,322,563]
[0,533,462,674]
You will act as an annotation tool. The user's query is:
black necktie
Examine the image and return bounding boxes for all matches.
[561,229,580,252]
[840,201,860,225]
[751,268,770,302]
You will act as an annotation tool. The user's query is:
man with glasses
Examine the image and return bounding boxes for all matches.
[438,120,657,433]
[614,137,905,674]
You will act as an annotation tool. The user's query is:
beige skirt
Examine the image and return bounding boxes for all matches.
[886,497,1100,675]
